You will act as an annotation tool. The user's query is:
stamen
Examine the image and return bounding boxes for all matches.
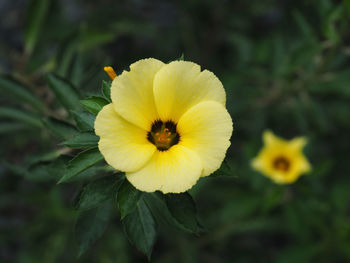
[147,120,180,151]
[156,128,172,143]
[104,66,117,80]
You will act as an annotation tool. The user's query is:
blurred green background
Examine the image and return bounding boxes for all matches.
[1,0,350,262]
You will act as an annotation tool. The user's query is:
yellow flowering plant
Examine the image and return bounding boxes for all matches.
[96,58,233,193]
[52,57,233,259]
[251,131,311,184]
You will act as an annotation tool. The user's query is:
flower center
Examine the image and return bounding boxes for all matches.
[147,120,180,151]
[273,156,290,172]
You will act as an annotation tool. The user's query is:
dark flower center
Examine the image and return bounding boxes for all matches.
[273,156,290,172]
[147,120,180,151]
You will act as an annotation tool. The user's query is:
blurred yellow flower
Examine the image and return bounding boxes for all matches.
[95,58,233,193]
[251,131,311,184]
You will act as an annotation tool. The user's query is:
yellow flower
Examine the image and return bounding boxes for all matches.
[251,131,311,184]
[95,58,233,193]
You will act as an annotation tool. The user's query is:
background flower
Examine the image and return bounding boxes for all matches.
[251,131,311,184]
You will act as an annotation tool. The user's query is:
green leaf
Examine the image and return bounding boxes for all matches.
[55,38,78,78]
[80,96,109,115]
[346,0,350,13]
[271,36,288,76]
[2,161,28,177]
[168,53,185,63]
[47,73,81,111]
[0,107,43,128]
[42,117,78,139]
[177,53,185,60]
[0,122,28,134]
[69,166,109,183]
[25,150,65,167]
[323,23,339,43]
[0,77,44,111]
[76,175,122,211]
[61,133,99,149]
[78,28,116,51]
[143,193,190,231]
[101,80,112,102]
[71,111,95,132]
[292,10,317,42]
[58,148,104,183]
[309,69,350,97]
[163,192,199,233]
[225,218,279,234]
[69,53,84,87]
[210,159,234,177]
[3,154,69,181]
[288,43,322,70]
[218,194,261,221]
[322,5,344,44]
[26,155,71,181]
[24,0,50,55]
[276,244,322,263]
[75,201,112,257]
[117,179,143,219]
[122,198,156,260]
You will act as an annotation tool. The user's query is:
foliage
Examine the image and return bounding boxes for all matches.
[1,0,350,262]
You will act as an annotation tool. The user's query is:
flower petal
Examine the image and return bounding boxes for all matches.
[290,137,308,150]
[263,130,286,146]
[111,58,165,130]
[153,61,226,122]
[251,157,263,171]
[293,155,311,174]
[177,101,233,177]
[126,145,202,193]
[95,104,156,172]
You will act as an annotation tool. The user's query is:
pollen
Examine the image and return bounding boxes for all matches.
[104,66,117,80]
[155,128,172,143]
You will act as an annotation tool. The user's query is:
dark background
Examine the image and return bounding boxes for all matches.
[1,0,350,262]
